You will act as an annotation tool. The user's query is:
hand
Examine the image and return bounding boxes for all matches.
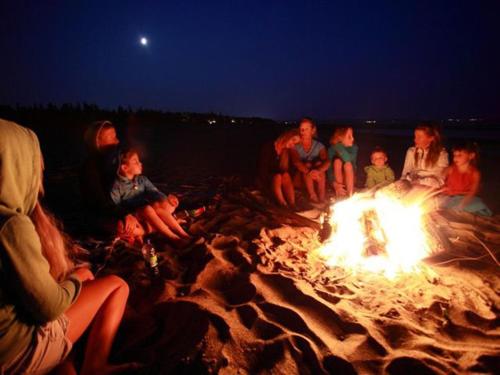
[73,267,94,282]
[309,169,320,180]
[167,194,179,208]
[124,214,139,235]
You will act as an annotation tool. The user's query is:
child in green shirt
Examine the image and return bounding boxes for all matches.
[364,147,395,188]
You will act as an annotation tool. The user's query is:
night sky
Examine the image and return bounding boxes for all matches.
[1,0,499,120]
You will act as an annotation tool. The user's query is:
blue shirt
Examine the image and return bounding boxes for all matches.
[294,140,325,162]
[110,175,166,211]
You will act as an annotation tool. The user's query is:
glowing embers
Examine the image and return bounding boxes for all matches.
[318,191,432,278]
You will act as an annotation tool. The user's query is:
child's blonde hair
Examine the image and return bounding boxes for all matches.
[330,126,353,145]
[119,147,139,167]
[275,129,300,154]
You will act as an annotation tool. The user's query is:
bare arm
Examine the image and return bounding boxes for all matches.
[401,148,414,179]
[459,170,480,208]
[315,147,331,173]
[1,217,82,323]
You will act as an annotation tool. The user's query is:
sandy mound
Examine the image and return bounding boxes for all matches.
[83,190,500,374]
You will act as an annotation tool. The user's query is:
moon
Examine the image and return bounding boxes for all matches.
[140,37,148,46]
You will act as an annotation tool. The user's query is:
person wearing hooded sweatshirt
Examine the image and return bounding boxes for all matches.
[80,121,143,240]
[0,119,137,374]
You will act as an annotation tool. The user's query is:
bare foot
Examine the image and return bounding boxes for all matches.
[309,195,319,203]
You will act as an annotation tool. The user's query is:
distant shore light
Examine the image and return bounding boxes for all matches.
[140,37,148,46]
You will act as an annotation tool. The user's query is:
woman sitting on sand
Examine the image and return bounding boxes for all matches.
[257,129,300,207]
[0,119,137,374]
[290,118,330,203]
[80,121,144,241]
[401,123,449,188]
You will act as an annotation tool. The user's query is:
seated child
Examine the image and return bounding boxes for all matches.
[110,148,191,242]
[364,147,395,188]
[327,127,358,197]
[440,142,492,216]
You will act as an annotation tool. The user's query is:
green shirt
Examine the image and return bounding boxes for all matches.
[364,165,395,188]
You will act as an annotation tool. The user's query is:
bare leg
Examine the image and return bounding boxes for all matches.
[317,172,326,201]
[333,159,346,197]
[272,174,287,206]
[344,162,354,196]
[65,275,137,375]
[282,172,295,206]
[292,172,303,189]
[137,205,181,240]
[303,172,319,202]
[153,201,190,238]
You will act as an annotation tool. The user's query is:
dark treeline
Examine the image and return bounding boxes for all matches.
[0,103,278,130]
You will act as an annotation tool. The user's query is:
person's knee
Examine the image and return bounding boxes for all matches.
[272,174,282,184]
[333,159,343,172]
[104,275,130,296]
[282,172,292,184]
[343,162,353,172]
[161,200,175,214]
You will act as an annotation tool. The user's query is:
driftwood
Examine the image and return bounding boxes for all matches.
[227,185,498,267]
[425,210,500,267]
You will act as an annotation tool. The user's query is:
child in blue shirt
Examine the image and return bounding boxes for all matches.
[110,148,190,242]
[328,127,358,197]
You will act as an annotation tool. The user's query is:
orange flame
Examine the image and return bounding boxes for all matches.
[317,189,433,279]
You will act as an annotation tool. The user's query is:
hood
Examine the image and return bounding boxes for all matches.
[83,120,113,153]
[0,119,42,217]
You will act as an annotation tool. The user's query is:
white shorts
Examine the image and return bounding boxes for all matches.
[2,314,72,375]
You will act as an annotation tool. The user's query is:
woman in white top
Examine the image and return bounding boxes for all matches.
[401,124,449,188]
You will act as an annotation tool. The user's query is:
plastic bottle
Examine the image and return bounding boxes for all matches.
[141,239,160,277]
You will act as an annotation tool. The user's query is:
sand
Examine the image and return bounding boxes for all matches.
[80,188,500,375]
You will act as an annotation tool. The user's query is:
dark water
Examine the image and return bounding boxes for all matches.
[39,123,500,230]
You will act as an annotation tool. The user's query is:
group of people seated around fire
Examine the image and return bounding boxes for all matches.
[257,117,492,217]
[0,116,493,374]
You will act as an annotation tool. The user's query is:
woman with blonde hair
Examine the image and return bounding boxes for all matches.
[257,128,300,207]
[0,119,136,374]
[401,123,449,188]
[290,118,330,203]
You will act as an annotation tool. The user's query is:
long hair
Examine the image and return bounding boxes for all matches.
[30,202,74,282]
[274,129,300,155]
[330,127,352,145]
[415,123,443,167]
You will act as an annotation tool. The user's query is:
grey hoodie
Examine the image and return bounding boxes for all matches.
[0,119,81,365]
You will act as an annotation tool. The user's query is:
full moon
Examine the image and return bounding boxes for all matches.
[140,37,148,46]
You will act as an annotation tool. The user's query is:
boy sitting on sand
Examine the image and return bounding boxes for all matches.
[110,148,191,243]
[364,147,395,189]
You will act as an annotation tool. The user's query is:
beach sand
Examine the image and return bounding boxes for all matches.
[33,122,499,373]
[78,187,500,374]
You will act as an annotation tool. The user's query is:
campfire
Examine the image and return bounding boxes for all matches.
[317,186,436,278]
